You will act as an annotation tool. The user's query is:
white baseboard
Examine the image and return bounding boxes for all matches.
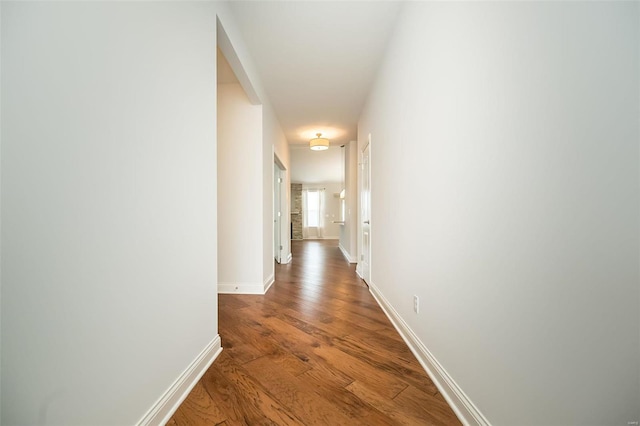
[286,252,292,264]
[218,282,266,294]
[263,274,275,293]
[338,243,357,263]
[136,336,222,426]
[368,282,490,426]
[219,277,274,295]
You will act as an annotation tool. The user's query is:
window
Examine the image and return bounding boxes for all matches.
[307,190,320,227]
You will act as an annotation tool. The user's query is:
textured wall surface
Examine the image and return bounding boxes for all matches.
[291,183,303,240]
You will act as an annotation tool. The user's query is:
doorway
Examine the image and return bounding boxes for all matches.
[274,161,285,263]
[360,137,371,284]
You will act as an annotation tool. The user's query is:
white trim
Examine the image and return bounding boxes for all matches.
[285,252,292,264]
[263,274,275,293]
[368,281,490,426]
[218,282,266,294]
[136,336,222,426]
[359,138,371,285]
[218,276,274,295]
[338,243,357,263]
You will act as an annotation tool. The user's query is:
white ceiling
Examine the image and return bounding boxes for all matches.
[229,1,401,147]
[290,145,344,184]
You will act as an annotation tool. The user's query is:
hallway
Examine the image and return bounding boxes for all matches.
[169,240,460,425]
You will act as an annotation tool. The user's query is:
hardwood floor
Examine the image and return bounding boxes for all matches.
[168,239,461,425]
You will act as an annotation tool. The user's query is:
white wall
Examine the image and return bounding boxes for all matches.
[217,83,263,290]
[359,2,639,425]
[217,8,290,284]
[339,141,358,262]
[264,102,291,276]
[0,2,257,424]
[216,7,290,287]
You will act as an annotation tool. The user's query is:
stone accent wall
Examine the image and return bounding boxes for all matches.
[291,183,303,240]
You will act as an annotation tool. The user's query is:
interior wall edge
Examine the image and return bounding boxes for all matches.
[136,336,223,426]
[368,282,490,426]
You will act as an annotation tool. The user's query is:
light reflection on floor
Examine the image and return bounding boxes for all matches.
[275,239,350,315]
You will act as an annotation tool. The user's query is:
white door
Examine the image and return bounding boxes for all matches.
[274,163,282,263]
[361,142,371,283]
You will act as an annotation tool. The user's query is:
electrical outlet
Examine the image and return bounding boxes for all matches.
[414,295,419,313]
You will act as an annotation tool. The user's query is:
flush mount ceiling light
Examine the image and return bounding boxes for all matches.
[309,133,329,151]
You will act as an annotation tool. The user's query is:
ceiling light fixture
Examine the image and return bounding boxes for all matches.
[309,133,329,151]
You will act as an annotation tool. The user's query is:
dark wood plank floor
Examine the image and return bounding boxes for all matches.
[168,239,461,425]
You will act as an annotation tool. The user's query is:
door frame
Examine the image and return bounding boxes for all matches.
[358,134,371,283]
[273,155,288,264]
[274,162,283,263]
[272,158,288,263]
